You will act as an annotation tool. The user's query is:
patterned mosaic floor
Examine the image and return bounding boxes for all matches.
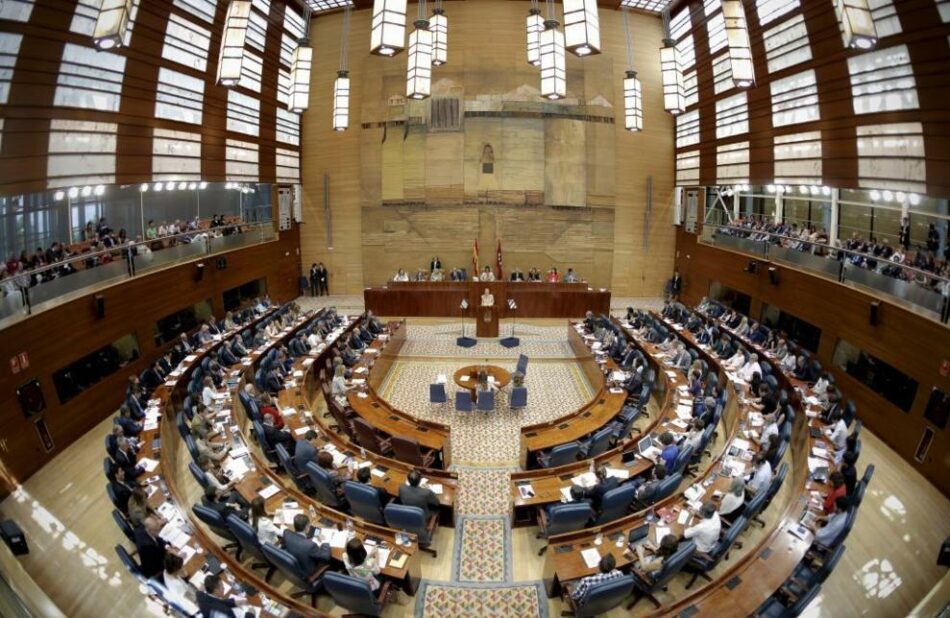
[414,581,549,618]
[454,517,511,583]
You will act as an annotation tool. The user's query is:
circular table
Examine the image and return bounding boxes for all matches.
[453,364,512,392]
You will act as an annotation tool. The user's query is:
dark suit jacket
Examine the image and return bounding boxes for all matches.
[110,480,133,513]
[398,485,440,519]
[359,328,373,343]
[281,530,331,577]
[219,346,238,366]
[587,477,620,511]
[294,439,318,472]
[134,528,169,578]
[264,424,295,450]
[114,448,140,477]
[127,394,146,420]
[265,372,283,394]
[196,591,237,618]
[117,416,142,438]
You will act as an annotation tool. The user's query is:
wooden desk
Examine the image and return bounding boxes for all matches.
[364,281,610,318]
[453,365,512,392]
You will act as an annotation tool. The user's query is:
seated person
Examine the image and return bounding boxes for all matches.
[634,462,667,507]
[398,469,440,519]
[479,265,495,281]
[331,365,351,399]
[197,573,245,618]
[201,483,248,521]
[633,533,679,575]
[544,485,590,519]
[250,496,281,546]
[393,268,409,282]
[317,450,349,497]
[294,430,320,471]
[480,287,495,307]
[281,514,332,578]
[812,496,850,546]
[546,267,560,282]
[116,404,143,438]
[135,516,174,579]
[413,268,428,281]
[261,414,294,450]
[568,553,624,607]
[823,471,847,514]
[510,268,525,281]
[429,268,444,281]
[718,478,746,523]
[683,501,721,554]
[586,467,619,513]
[564,268,579,283]
[343,537,383,591]
[658,432,679,470]
[745,452,772,496]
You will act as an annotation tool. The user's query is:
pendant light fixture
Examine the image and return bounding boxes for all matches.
[406,0,432,99]
[834,0,878,50]
[430,0,447,66]
[289,7,312,113]
[659,9,684,115]
[622,9,642,132]
[216,0,251,87]
[563,0,600,57]
[539,0,566,100]
[723,0,754,88]
[370,0,407,56]
[93,0,134,50]
[333,7,351,131]
[526,0,544,67]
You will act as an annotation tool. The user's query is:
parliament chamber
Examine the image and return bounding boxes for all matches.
[0,1,949,617]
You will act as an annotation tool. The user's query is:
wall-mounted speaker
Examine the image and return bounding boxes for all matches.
[95,294,105,319]
[16,379,46,419]
[195,262,205,281]
[870,301,880,326]
[768,267,779,285]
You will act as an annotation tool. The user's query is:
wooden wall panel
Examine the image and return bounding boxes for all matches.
[0,227,300,493]
[675,229,950,496]
[300,1,676,296]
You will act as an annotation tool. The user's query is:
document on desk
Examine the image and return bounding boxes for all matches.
[224,457,249,480]
[653,525,671,544]
[258,484,280,500]
[159,523,191,549]
[731,437,752,452]
[184,355,198,363]
[605,467,630,480]
[518,484,536,500]
[459,375,470,382]
[676,404,693,420]
[581,548,602,569]
[683,484,705,503]
[302,358,315,368]
[560,486,573,502]
[354,366,369,375]
[665,370,678,379]
[429,483,444,495]
[376,547,391,568]
[572,472,598,488]
[677,510,692,526]
[138,457,159,473]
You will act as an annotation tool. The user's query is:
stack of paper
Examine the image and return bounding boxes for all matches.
[581,548,602,569]
[258,484,280,499]
[605,468,630,480]
[676,510,691,526]
[571,472,598,488]
[138,457,159,473]
[159,523,191,549]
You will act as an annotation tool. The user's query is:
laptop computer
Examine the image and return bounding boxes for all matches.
[637,435,654,455]
[628,523,650,545]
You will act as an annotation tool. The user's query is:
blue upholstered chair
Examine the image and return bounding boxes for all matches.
[391,435,436,468]
[176,410,190,441]
[383,504,438,557]
[755,583,821,617]
[225,514,276,581]
[115,544,141,578]
[651,472,683,504]
[783,544,845,601]
[183,435,199,463]
[509,386,528,410]
[275,443,313,494]
[570,573,635,617]
[344,481,387,525]
[609,406,641,443]
[476,389,495,412]
[191,504,240,557]
[594,484,637,525]
[628,540,696,609]
[188,462,209,490]
[671,444,696,475]
[260,543,325,607]
[853,464,875,508]
[112,509,137,545]
[105,483,121,511]
[581,426,613,459]
[303,461,345,508]
[685,515,749,589]
[455,389,473,412]
[535,502,594,555]
[537,441,581,468]
[429,383,447,408]
[251,420,278,465]
[322,571,391,617]
[516,354,529,375]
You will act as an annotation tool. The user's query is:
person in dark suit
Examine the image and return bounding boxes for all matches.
[586,467,619,512]
[315,262,329,296]
[294,431,320,471]
[114,437,144,480]
[634,462,667,508]
[359,325,373,343]
[196,573,242,618]
[366,311,384,335]
[264,366,283,395]
[430,256,441,272]
[135,516,171,579]
[158,352,174,376]
[116,404,143,438]
[309,263,320,297]
[109,465,136,514]
[261,415,294,451]
[141,362,163,393]
[840,451,858,496]
[201,484,248,521]
[398,470,440,520]
[349,331,366,351]
[219,344,238,366]
[281,515,332,578]
[107,424,124,460]
[670,271,682,299]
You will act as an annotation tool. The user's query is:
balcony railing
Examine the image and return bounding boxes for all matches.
[0,222,276,328]
[700,224,950,323]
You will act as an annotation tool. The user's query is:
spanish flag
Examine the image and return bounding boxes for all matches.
[472,239,479,278]
[496,240,503,280]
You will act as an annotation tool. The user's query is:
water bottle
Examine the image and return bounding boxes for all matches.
[589,459,595,476]
[360,446,367,459]
[308,504,317,522]
[594,532,603,546]
[345,518,354,539]
[616,533,626,549]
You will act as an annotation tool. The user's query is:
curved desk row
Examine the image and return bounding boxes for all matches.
[518,323,628,470]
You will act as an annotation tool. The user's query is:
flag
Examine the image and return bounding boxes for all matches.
[472,239,479,278]
[496,240,503,280]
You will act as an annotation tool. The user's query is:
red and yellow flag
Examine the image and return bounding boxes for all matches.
[496,240,503,280]
[472,239,479,278]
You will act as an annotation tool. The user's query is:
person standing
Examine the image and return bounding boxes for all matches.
[899,217,910,250]
[316,262,329,296]
[430,256,441,272]
[309,263,319,297]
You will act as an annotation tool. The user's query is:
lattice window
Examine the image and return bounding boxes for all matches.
[848,45,918,114]
[676,109,701,148]
[676,150,700,185]
[54,43,126,112]
[47,119,117,188]
[763,13,811,74]
[770,69,820,127]
[774,131,822,184]
[856,123,926,192]
[715,92,748,139]
[162,13,211,73]
[155,67,205,125]
[226,139,259,181]
[153,128,202,180]
[717,141,749,184]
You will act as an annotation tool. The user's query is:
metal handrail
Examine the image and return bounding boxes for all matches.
[712,223,950,288]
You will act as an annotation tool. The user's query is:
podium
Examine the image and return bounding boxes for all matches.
[476,305,499,337]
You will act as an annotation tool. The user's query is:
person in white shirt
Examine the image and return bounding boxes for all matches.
[479,266,496,281]
[813,496,849,546]
[201,376,217,408]
[480,288,495,307]
[250,497,281,546]
[307,330,323,349]
[813,374,830,400]
[735,317,750,337]
[393,269,409,282]
[161,553,198,611]
[331,365,350,399]
[684,501,722,554]
[685,418,705,453]
[780,352,797,373]
[718,478,746,521]
[826,409,848,456]
[746,452,772,496]
[756,413,779,449]
[738,353,760,383]
[723,349,746,373]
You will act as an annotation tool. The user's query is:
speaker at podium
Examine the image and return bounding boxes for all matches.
[477,287,499,338]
